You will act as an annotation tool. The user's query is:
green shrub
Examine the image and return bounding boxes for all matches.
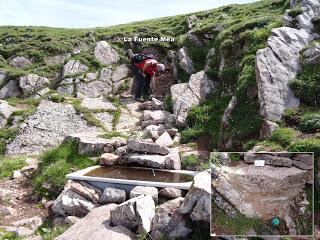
[163,95,173,113]
[288,7,303,18]
[299,112,320,133]
[180,127,203,144]
[242,140,258,151]
[288,138,320,156]
[32,140,94,199]
[283,108,301,126]
[229,153,241,161]
[219,66,240,84]
[0,156,26,178]
[181,154,199,169]
[0,128,19,155]
[269,127,296,147]
[289,66,320,106]
[313,16,320,33]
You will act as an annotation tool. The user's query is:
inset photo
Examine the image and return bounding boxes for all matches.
[211,152,314,237]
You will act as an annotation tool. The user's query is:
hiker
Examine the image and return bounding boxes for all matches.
[129,50,165,101]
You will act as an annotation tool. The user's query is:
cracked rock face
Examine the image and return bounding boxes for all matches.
[5,100,99,156]
[19,74,50,96]
[212,163,310,220]
[94,41,120,65]
[62,60,89,78]
[256,0,318,137]
[171,71,216,127]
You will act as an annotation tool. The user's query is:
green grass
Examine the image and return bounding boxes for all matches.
[0,156,26,178]
[288,137,320,156]
[37,219,70,240]
[32,140,95,199]
[163,95,173,113]
[229,153,241,161]
[214,202,264,235]
[288,7,303,18]
[0,127,19,155]
[181,154,199,169]
[0,229,23,240]
[98,131,128,139]
[269,127,297,147]
[299,112,320,133]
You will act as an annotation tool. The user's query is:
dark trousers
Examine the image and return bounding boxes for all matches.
[132,64,151,98]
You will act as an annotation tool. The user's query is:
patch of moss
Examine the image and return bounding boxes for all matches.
[32,140,95,199]
[288,7,303,18]
[269,127,297,147]
[98,131,128,140]
[0,156,26,178]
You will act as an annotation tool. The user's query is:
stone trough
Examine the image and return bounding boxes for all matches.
[66,165,196,192]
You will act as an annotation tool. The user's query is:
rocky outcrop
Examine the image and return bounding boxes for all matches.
[5,100,99,156]
[178,47,195,74]
[212,163,310,220]
[292,153,313,170]
[62,60,89,77]
[171,71,216,127]
[94,41,120,65]
[0,100,17,128]
[256,0,318,137]
[151,197,192,239]
[244,153,293,167]
[112,64,130,93]
[10,56,32,68]
[179,171,210,222]
[56,204,137,240]
[19,74,49,96]
[0,80,22,99]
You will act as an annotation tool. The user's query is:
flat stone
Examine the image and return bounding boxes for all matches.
[56,204,136,240]
[0,206,17,216]
[155,132,174,147]
[151,98,163,110]
[127,139,170,155]
[244,153,293,167]
[69,181,101,204]
[62,60,89,77]
[81,97,117,111]
[292,153,313,170]
[0,80,22,99]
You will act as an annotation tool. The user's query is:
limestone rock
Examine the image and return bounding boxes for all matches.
[151,197,192,239]
[77,80,112,98]
[159,187,182,199]
[125,153,166,168]
[99,187,126,204]
[187,15,199,29]
[0,80,22,99]
[256,27,312,137]
[44,53,71,66]
[212,163,310,219]
[130,186,158,203]
[13,216,45,231]
[0,70,7,84]
[0,206,17,216]
[115,146,127,156]
[244,153,293,167]
[100,153,120,166]
[127,139,170,155]
[292,153,313,170]
[112,64,130,82]
[19,74,49,96]
[111,195,155,233]
[0,100,17,128]
[151,98,163,110]
[94,41,120,65]
[186,31,203,47]
[155,132,174,147]
[303,43,320,65]
[171,71,216,127]
[143,110,171,122]
[10,56,32,68]
[69,181,101,203]
[178,47,195,74]
[62,60,89,77]
[179,171,210,222]
[56,204,137,240]
[51,189,95,217]
[94,112,113,131]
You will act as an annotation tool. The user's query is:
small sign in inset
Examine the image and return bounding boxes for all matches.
[254,160,265,167]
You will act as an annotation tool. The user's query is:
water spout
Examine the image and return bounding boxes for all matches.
[152,169,156,177]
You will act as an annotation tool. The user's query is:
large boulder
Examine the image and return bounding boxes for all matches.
[171,71,216,127]
[0,80,22,99]
[151,197,192,239]
[56,204,137,240]
[159,187,182,199]
[19,74,49,96]
[292,153,313,170]
[51,189,96,217]
[10,56,32,68]
[111,195,155,233]
[256,27,312,137]
[62,60,89,77]
[5,100,99,156]
[112,64,130,93]
[179,171,210,222]
[94,41,120,65]
[0,100,17,128]
[130,186,158,203]
[211,162,310,220]
[99,187,126,204]
[69,181,101,204]
[44,53,71,66]
[297,0,320,30]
